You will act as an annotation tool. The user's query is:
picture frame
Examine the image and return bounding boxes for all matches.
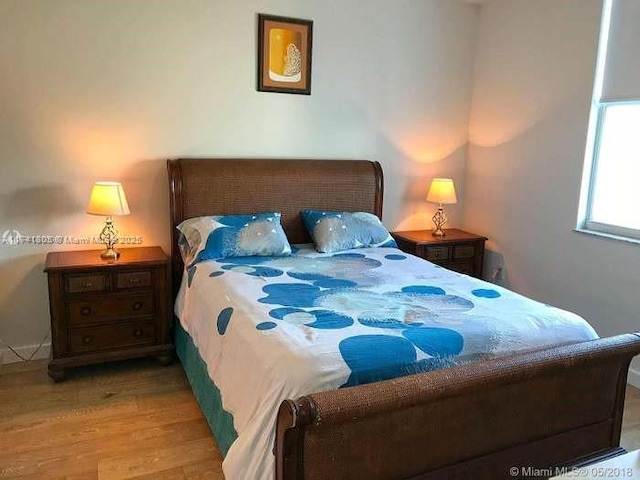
[257,14,313,95]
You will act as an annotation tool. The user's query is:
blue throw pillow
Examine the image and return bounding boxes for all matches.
[177,213,292,266]
[301,210,397,253]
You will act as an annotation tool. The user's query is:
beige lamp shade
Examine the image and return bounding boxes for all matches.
[426,178,457,205]
[87,182,130,216]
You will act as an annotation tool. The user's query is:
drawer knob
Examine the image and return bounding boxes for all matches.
[83,336,93,344]
[80,306,92,316]
[82,282,93,288]
[129,277,140,284]
[133,328,143,338]
[132,301,143,311]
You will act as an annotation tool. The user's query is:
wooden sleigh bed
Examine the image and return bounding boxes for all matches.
[167,158,640,480]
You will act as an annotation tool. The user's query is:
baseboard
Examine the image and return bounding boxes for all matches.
[629,367,640,389]
[0,342,51,365]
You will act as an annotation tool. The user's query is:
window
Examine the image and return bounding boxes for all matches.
[578,0,640,241]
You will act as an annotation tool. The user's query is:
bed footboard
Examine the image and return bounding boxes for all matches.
[275,333,640,480]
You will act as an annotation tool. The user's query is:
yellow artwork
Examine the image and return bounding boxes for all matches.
[258,14,312,95]
[269,28,302,82]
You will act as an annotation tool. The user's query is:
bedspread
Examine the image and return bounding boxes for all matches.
[175,245,597,479]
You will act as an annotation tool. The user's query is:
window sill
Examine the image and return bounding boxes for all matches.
[573,227,640,246]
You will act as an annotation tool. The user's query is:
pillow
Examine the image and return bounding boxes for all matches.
[177,213,291,266]
[301,210,397,253]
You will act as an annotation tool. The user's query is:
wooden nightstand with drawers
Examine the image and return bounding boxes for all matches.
[392,229,487,279]
[45,246,172,382]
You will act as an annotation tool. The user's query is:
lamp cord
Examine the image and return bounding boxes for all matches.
[0,331,50,363]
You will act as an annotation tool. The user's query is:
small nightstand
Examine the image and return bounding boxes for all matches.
[392,229,487,278]
[45,246,173,382]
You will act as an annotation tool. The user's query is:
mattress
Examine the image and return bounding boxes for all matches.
[175,245,598,479]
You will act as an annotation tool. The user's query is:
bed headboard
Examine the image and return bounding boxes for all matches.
[167,158,383,295]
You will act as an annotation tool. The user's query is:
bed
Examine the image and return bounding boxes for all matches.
[167,158,640,480]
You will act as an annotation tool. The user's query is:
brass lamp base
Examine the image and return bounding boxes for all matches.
[98,216,121,261]
[431,205,448,237]
[100,247,121,260]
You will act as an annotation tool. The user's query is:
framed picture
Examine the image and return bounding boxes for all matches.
[257,14,313,95]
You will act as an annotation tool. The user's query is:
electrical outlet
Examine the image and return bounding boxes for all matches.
[491,265,503,284]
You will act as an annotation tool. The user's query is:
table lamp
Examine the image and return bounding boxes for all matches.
[426,178,457,237]
[87,181,130,260]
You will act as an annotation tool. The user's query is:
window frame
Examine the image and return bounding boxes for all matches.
[577,0,640,243]
[581,99,640,241]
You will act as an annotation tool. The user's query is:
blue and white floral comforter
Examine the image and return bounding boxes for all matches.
[175,245,597,480]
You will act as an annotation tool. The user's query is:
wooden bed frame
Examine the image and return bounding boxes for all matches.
[167,158,640,480]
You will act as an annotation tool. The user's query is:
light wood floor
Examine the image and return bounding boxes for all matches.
[1,359,639,480]
[0,359,223,479]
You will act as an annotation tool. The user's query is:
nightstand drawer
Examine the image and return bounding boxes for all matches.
[68,295,155,325]
[453,245,476,259]
[66,274,107,294]
[425,246,450,261]
[116,270,152,289]
[392,230,487,279]
[68,320,156,354]
[446,262,475,275]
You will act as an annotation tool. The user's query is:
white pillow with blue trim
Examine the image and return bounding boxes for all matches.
[301,210,397,253]
[177,213,292,266]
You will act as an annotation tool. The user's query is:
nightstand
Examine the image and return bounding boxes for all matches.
[392,229,487,278]
[45,246,173,382]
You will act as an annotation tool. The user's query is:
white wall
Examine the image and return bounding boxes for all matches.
[0,0,479,360]
[463,0,640,386]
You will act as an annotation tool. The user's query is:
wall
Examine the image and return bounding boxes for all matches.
[0,0,479,360]
[463,0,640,386]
